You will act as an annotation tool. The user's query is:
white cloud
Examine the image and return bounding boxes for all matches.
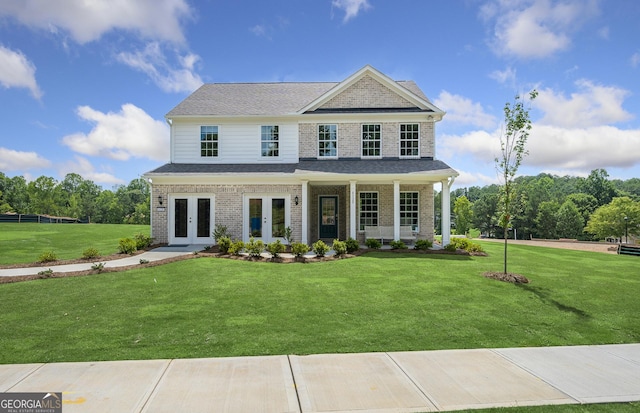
[116,42,203,93]
[0,44,42,99]
[58,156,124,185]
[534,79,633,128]
[434,91,497,129]
[250,24,268,37]
[438,130,500,164]
[0,147,51,171]
[0,0,192,44]
[453,169,499,188]
[440,124,640,177]
[332,0,371,22]
[631,52,640,68]
[62,104,169,162]
[481,0,599,59]
[527,125,640,170]
[489,66,517,87]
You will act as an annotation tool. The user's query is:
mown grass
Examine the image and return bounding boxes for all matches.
[0,223,149,264]
[0,242,638,365]
[456,402,640,412]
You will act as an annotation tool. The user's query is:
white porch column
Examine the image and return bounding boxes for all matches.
[393,180,400,241]
[350,180,357,239]
[301,180,308,245]
[441,177,455,246]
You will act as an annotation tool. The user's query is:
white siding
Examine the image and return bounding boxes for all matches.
[171,120,299,164]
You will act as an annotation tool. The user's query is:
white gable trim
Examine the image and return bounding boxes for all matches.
[297,65,445,117]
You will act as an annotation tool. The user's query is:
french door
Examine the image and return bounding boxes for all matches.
[244,195,289,243]
[170,195,214,244]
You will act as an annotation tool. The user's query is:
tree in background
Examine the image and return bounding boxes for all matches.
[535,201,559,239]
[453,195,472,235]
[585,197,640,242]
[579,169,618,206]
[555,200,584,239]
[495,90,537,275]
[472,190,499,237]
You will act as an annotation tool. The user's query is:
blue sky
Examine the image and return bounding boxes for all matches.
[0,0,639,189]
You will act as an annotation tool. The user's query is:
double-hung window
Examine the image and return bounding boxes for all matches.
[261,125,279,157]
[359,192,378,230]
[400,124,419,158]
[362,124,381,158]
[400,192,419,231]
[318,124,337,158]
[200,126,218,157]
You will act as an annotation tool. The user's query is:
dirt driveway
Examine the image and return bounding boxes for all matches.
[478,238,619,254]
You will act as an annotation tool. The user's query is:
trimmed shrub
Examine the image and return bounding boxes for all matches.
[134,233,153,250]
[213,224,230,242]
[91,262,105,272]
[38,250,58,263]
[291,242,310,257]
[390,240,407,250]
[414,239,432,250]
[82,247,100,260]
[217,236,232,254]
[444,243,458,252]
[332,239,347,256]
[312,240,329,257]
[365,238,382,249]
[448,237,484,253]
[283,226,293,245]
[450,237,471,251]
[228,240,245,255]
[246,237,264,258]
[266,239,286,258]
[466,242,485,253]
[345,237,360,253]
[118,238,137,255]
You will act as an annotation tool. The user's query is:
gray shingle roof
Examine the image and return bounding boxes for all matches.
[147,158,455,176]
[166,80,431,117]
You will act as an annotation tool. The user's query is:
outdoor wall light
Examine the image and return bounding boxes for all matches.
[158,195,163,205]
[294,196,299,205]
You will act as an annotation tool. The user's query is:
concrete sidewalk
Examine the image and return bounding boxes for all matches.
[0,245,204,278]
[1,344,639,412]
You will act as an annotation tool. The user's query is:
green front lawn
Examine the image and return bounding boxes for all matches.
[0,223,149,265]
[1,242,638,364]
[456,402,640,412]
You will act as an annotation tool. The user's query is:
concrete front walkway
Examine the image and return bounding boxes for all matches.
[1,344,639,412]
[0,245,205,278]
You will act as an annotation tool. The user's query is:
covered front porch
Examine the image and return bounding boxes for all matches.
[299,176,456,246]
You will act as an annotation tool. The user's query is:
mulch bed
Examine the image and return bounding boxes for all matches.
[0,246,486,285]
[482,271,530,284]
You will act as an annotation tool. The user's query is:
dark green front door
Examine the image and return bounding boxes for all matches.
[319,196,338,239]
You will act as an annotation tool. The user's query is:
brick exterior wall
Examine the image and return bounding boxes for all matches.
[152,182,434,245]
[152,184,302,244]
[319,75,415,109]
[299,121,434,159]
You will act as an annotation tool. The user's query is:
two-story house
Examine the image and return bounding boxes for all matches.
[144,65,458,247]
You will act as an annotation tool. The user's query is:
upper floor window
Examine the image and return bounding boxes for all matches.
[400,124,419,158]
[201,126,218,157]
[362,124,381,158]
[318,124,337,157]
[261,125,279,157]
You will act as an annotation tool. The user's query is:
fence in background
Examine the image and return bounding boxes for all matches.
[0,214,81,224]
